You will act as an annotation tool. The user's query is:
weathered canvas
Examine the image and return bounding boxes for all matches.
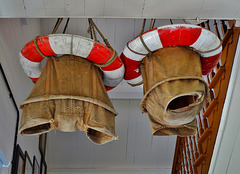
[140,46,209,136]
[19,55,118,144]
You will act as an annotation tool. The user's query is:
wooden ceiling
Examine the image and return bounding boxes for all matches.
[1,0,240,19]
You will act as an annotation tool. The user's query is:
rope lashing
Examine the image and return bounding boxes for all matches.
[52,18,63,34]
[63,18,70,34]
[88,18,113,50]
[196,41,222,54]
[126,19,154,56]
[34,36,49,59]
[94,50,118,68]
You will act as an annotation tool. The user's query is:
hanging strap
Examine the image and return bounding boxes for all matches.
[149,19,156,30]
[87,18,120,68]
[126,41,148,56]
[196,41,222,54]
[88,18,113,50]
[63,18,70,34]
[87,19,99,42]
[34,18,72,59]
[92,24,98,42]
[149,19,153,30]
[182,19,187,24]
[52,18,63,34]
[139,34,152,54]
[127,19,153,56]
[139,19,152,54]
[87,19,94,39]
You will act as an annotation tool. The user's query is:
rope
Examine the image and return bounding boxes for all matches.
[149,19,156,30]
[52,18,63,34]
[196,41,222,54]
[141,19,146,34]
[182,19,187,24]
[128,80,143,87]
[149,19,153,30]
[139,19,152,54]
[87,20,98,41]
[70,35,73,55]
[126,41,148,56]
[87,18,119,68]
[34,36,48,59]
[20,95,118,115]
[139,34,152,54]
[88,18,113,50]
[92,25,98,42]
[34,18,71,59]
[151,19,156,29]
[63,18,70,34]
[126,19,153,56]
[94,50,118,68]
[87,19,94,39]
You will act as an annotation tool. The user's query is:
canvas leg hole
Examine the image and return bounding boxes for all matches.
[167,95,198,113]
[87,128,113,144]
[21,123,51,135]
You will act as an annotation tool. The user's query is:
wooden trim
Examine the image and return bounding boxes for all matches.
[203,99,218,118]
[222,28,234,49]
[193,154,207,167]
[209,66,225,89]
[197,128,212,144]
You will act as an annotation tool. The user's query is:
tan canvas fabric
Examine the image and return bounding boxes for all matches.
[140,46,209,136]
[19,55,118,144]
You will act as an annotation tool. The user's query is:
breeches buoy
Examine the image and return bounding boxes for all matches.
[19,55,118,144]
[140,46,209,136]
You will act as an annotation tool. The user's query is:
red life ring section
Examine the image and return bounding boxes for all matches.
[120,24,222,86]
[19,34,125,91]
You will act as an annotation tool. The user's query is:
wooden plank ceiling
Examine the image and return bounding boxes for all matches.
[1,0,240,19]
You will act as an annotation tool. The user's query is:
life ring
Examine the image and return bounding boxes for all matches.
[19,34,125,91]
[120,24,222,86]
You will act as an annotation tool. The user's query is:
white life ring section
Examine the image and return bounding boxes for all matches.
[19,34,125,91]
[120,24,222,86]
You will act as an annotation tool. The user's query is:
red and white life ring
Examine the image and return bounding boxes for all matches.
[120,24,222,86]
[19,34,125,91]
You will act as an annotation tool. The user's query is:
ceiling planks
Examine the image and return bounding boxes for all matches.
[198,0,240,19]
[0,0,26,17]
[85,0,104,16]
[24,0,45,17]
[64,0,85,16]
[1,0,240,19]
[142,0,205,19]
